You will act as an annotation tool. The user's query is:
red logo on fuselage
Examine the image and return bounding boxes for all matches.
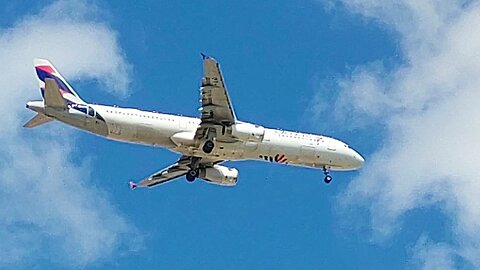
[274,154,288,163]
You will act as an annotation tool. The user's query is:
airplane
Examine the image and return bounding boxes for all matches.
[24,56,364,189]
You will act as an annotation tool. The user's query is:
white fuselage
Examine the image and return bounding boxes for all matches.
[27,101,364,171]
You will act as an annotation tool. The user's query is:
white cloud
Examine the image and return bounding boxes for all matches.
[0,0,139,267]
[410,236,457,270]
[317,0,480,268]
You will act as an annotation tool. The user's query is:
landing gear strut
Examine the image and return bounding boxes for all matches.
[323,167,332,184]
[186,169,199,182]
[202,140,215,154]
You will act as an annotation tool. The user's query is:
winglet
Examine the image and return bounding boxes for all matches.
[129,181,137,190]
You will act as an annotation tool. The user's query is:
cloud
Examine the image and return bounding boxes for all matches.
[316,0,480,268]
[2,0,131,102]
[0,0,138,267]
[410,235,457,270]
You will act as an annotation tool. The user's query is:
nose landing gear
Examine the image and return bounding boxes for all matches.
[323,167,332,184]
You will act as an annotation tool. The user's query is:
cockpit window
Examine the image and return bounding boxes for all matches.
[88,107,95,117]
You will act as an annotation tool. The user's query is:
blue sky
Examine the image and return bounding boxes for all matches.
[2,0,480,269]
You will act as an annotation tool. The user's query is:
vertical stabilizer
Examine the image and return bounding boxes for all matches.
[43,78,67,109]
[33,58,85,104]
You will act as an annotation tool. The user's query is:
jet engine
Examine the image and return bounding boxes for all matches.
[230,122,264,142]
[170,131,196,146]
[199,165,238,186]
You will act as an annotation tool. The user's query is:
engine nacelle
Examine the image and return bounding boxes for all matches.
[230,122,264,142]
[199,165,238,186]
[170,131,196,146]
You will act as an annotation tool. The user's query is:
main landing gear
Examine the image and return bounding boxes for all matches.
[202,140,215,154]
[186,169,199,182]
[323,167,332,184]
[186,157,201,183]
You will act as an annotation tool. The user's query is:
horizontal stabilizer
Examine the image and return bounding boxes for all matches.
[44,78,66,109]
[23,113,53,128]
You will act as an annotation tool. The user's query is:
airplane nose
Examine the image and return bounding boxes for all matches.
[343,147,364,169]
[352,150,365,168]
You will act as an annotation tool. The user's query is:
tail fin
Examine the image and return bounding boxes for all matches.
[34,58,85,104]
[44,78,67,108]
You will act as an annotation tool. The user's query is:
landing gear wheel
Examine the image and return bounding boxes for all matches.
[324,175,332,184]
[202,140,215,154]
[186,169,199,182]
[186,174,195,182]
[323,166,332,184]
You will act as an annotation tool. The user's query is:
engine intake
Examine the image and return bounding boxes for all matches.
[199,165,238,186]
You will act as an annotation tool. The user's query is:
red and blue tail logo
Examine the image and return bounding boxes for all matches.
[34,58,85,104]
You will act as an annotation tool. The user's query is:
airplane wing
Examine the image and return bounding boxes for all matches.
[199,55,236,124]
[195,55,237,142]
[133,156,191,188]
[131,155,223,188]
